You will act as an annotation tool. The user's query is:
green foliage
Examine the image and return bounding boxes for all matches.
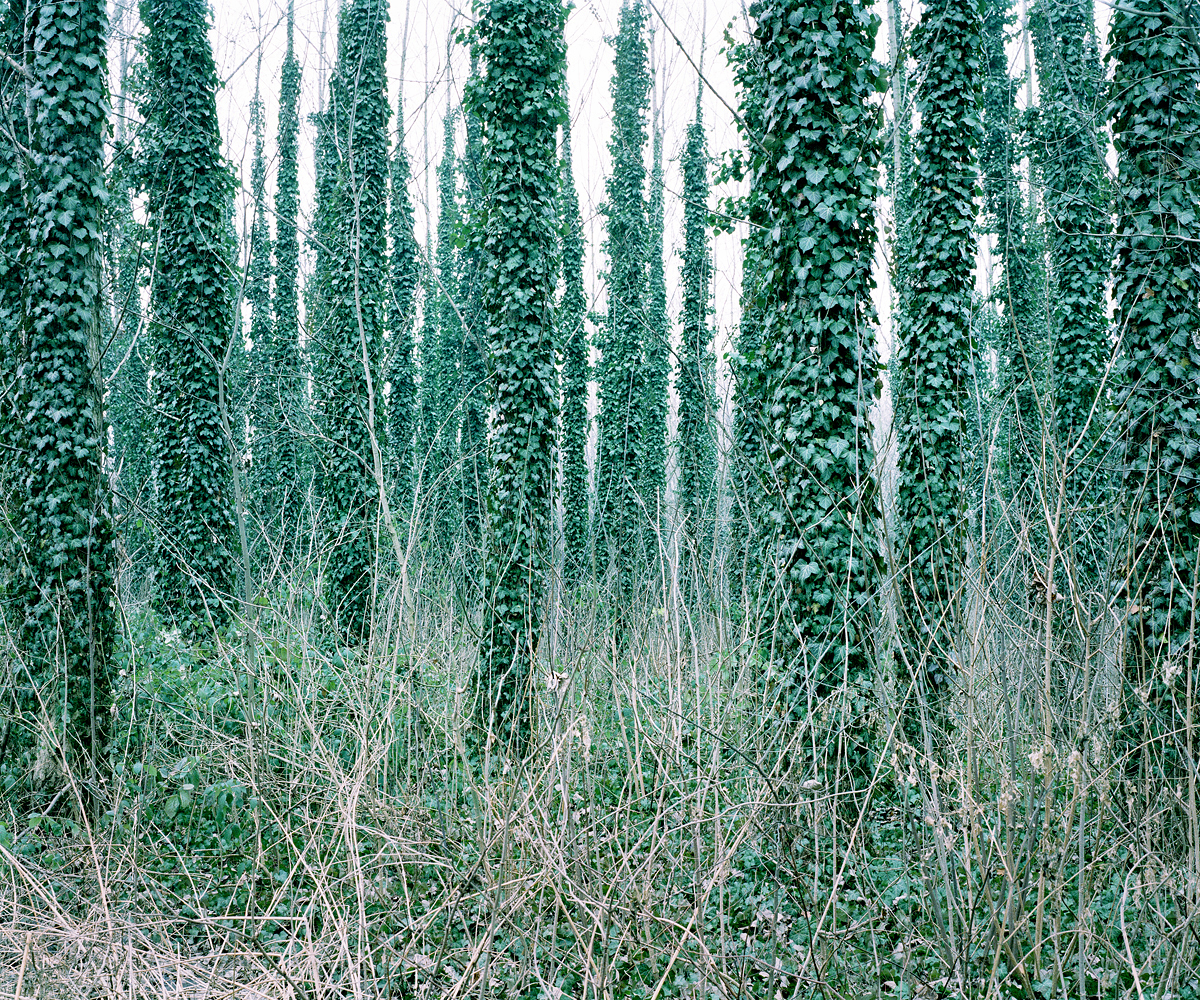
[894,0,982,733]
[736,0,884,780]
[4,0,117,784]
[599,0,650,615]
[726,18,772,589]
[1108,0,1200,776]
[677,90,717,565]
[559,109,590,586]
[467,0,567,752]
[421,108,463,558]
[105,161,152,565]
[459,78,488,567]
[388,90,419,512]
[980,0,1044,505]
[642,123,668,532]
[139,0,238,627]
[247,88,273,524]
[1030,0,1109,507]
[262,4,304,535]
[311,0,390,638]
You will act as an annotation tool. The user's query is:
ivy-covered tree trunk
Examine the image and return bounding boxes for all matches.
[313,0,389,638]
[0,4,24,579]
[6,0,116,788]
[460,72,488,566]
[388,90,419,515]
[247,87,273,535]
[264,3,304,536]
[1109,0,1200,778]
[894,0,981,734]
[559,109,590,587]
[730,34,771,603]
[980,0,1043,505]
[1030,0,1108,513]
[469,0,566,754]
[741,0,883,778]
[599,0,650,617]
[421,108,463,561]
[677,90,717,569]
[140,0,238,627]
[642,121,668,541]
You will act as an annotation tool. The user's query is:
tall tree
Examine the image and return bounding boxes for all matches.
[1109,0,1200,775]
[140,0,238,626]
[739,0,883,770]
[469,0,566,752]
[7,0,117,786]
[420,107,463,557]
[269,2,304,533]
[676,89,716,565]
[460,78,488,563]
[980,0,1043,504]
[894,0,982,733]
[388,89,419,513]
[642,117,668,536]
[599,0,650,614]
[559,109,590,585]
[1030,0,1108,506]
[312,0,390,637]
[247,83,273,527]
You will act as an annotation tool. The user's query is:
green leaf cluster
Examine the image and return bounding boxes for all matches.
[894,0,982,732]
[467,0,567,753]
[736,0,884,774]
[139,0,238,627]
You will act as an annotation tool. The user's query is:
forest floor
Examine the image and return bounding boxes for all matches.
[2,578,1198,999]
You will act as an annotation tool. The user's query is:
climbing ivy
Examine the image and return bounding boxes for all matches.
[738,0,884,775]
[247,87,273,529]
[312,0,390,638]
[559,107,590,587]
[388,89,419,513]
[1108,0,1200,776]
[599,0,650,615]
[467,0,566,753]
[139,0,238,627]
[980,0,1043,505]
[726,22,771,594]
[420,108,463,560]
[7,0,117,785]
[894,0,982,734]
[676,89,717,566]
[269,3,304,534]
[642,121,668,535]
[460,79,487,566]
[1030,0,1109,510]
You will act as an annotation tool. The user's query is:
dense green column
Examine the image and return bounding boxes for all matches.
[894,0,981,733]
[980,0,1043,503]
[599,0,650,614]
[140,0,238,627]
[263,4,304,534]
[313,0,390,637]
[1109,0,1200,775]
[559,111,590,586]
[642,122,668,537]
[421,108,463,558]
[469,0,566,753]
[10,0,117,782]
[388,91,419,513]
[460,75,488,565]
[677,91,717,566]
[741,0,883,772]
[1030,0,1109,504]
